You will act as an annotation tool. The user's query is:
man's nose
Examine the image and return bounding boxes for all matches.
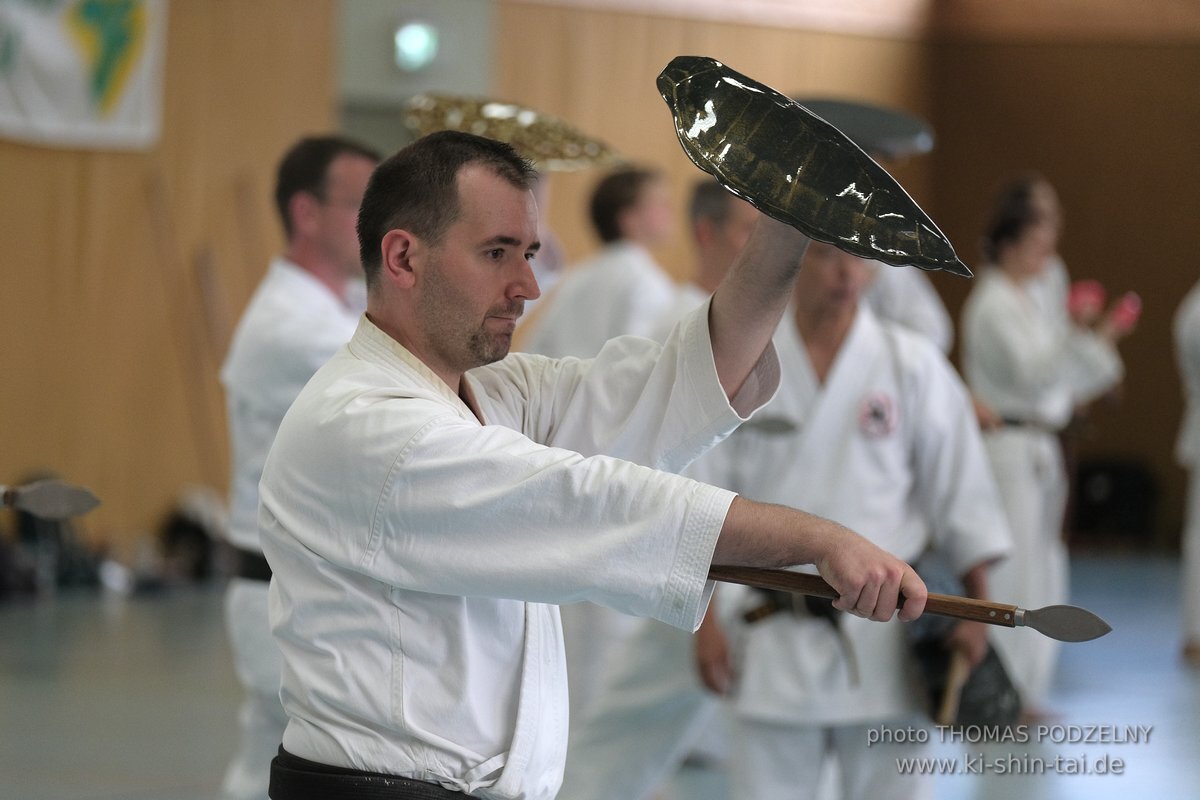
[511,260,541,301]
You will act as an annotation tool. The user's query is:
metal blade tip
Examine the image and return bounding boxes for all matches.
[1023,604,1112,642]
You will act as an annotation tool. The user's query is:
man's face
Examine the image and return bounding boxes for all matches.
[795,240,873,311]
[712,198,760,268]
[623,178,675,246]
[415,164,541,374]
[315,153,377,280]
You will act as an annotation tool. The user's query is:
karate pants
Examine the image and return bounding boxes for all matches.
[558,619,727,800]
[983,428,1069,709]
[221,578,288,800]
[729,717,931,800]
[1182,467,1200,642]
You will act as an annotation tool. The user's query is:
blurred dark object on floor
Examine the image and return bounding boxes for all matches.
[157,485,228,583]
[1071,457,1158,546]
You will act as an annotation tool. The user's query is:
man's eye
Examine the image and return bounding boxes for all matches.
[486,249,505,260]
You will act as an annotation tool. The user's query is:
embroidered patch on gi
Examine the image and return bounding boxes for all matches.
[857,391,897,437]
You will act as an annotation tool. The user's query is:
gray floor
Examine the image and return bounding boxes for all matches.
[1,552,1197,799]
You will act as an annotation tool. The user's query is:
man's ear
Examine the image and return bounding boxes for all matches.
[380,229,420,289]
[289,191,321,238]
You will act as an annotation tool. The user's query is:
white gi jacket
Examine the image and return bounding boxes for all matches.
[863,263,953,354]
[221,258,361,552]
[259,301,780,800]
[706,307,1010,725]
[961,267,1123,431]
[521,241,677,358]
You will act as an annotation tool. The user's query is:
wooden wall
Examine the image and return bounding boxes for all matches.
[0,1,338,558]
[492,2,936,284]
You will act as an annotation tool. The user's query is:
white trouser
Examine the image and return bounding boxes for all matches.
[983,428,1069,709]
[558,618,727,800]
[729,717,932,800]
[219,578,287,800]
[1183,467,1200,642]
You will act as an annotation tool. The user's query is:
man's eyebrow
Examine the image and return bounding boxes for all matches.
[480,235,541,253]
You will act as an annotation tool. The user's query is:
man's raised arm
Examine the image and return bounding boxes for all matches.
[707,215,810,398]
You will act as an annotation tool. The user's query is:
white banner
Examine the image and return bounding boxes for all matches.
[0,0,166,150]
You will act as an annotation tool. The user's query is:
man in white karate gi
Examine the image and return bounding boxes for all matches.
[699,241,1012,800]
[219,134,380,800]
[258,131,928,800]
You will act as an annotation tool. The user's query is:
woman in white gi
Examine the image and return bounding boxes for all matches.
[258,131,929,800]
[960,174,1130,715]
[696,242,1011,800]
[1173,280,1200,667]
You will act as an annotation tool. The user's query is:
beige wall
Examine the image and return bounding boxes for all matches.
[1,1,338,557]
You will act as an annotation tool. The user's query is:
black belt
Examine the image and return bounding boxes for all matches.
[270,747,475,799]
[742,588,840,625]
[233,546,272,581]
[998,416,1055,434]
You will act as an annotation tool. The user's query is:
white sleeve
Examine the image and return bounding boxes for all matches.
[369,416,735,631]
[476,299,780,474]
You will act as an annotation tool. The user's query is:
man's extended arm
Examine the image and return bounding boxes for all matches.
[712,496,928,622]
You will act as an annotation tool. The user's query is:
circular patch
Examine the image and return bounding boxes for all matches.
[858,391,897,437]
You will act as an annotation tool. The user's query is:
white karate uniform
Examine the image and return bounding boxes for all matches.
[259,303,780,800]
[218,258,360,800]
[863,263,954,354]
[961,266,1122,707]
[519,240,679,725]
[714,307,1010,800]
[1173,280,1200,644]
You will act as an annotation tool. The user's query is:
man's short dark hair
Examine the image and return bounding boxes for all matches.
[688,178,735,228]
[357,130,538,289]
[588,167,662,245]
[274,135,381,239]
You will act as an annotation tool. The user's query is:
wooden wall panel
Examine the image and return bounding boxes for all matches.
[493,2,936,286]
[0,1,338,558]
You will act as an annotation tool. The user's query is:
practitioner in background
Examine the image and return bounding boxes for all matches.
[1173,278,1200,668]
[519,164,680,726]
[218,134,379,799]
[959,173,1137,717]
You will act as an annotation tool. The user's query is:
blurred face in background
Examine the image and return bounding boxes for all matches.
[314,153,378,280]
[793,240,875,317]
[621,177,675,246]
